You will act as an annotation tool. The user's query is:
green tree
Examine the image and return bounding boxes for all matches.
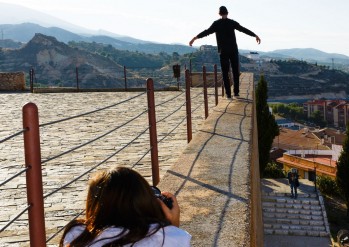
[256,75,279,176]
[336,122,349,216]
[310,110,326,127]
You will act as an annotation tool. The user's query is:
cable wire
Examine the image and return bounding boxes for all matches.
[0,166,30,187]
[0,204,31,233]
[41,108,148,164]
[43,126,150,199]
[40,92,146,127]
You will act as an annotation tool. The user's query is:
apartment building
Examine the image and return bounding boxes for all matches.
[303,99,349,128]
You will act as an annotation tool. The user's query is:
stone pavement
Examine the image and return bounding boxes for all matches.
[157,73,256,246]
[0,88,216,246]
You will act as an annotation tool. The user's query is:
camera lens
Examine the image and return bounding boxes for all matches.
[150,186,161,197]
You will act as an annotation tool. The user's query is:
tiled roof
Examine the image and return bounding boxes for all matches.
[272,127,329,150]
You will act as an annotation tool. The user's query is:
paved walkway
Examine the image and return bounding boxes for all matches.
[158,73,256,246]
[0,88,216,246]
[262,178,332,247]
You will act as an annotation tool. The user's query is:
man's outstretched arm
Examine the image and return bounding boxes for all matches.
[256,35,261,44]
[189,36,197,46]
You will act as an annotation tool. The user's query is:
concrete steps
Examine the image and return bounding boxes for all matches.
[262,191,330,237]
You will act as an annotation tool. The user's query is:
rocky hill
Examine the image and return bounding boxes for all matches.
[252,59,349,99]
[0,33,125,88]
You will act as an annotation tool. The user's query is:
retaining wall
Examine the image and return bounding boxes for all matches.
[0,72,25,91]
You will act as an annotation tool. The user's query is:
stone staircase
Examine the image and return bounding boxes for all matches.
[262,191,330,237]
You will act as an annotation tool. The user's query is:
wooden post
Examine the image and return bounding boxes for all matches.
[203,66,208,119]
[76,67,79,92]
[185,69,192,143]
[214,64,218,106]
[124,66,127,91]
[22,103,46,247]
[146,78,159,186]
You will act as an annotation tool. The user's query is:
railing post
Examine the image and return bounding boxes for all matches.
[124,66,127,91]
[203,66,208,119]
[189,59,192,87]
[214,64,218,106]
[221,70,225,97]
[75,66,79,92]
[29,68,33,93]
[314,166,317,192]
[185,69,192,143]
[22,103,46,247]
[146,78,159,186]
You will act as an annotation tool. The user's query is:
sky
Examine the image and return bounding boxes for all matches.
[1,0,349,56]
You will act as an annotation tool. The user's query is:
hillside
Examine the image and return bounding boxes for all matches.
[1,34,349,97]
[0,23,196,55]
[257,60,349,99]
[0,33,125,88]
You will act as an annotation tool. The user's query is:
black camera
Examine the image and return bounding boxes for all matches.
[151,186,173,209]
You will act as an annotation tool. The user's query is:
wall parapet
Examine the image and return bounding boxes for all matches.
[0,72,25,91]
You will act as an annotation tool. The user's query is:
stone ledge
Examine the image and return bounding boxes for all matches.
[157,73,258,246]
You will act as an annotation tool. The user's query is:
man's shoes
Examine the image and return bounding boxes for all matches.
[234,94,240,99]
[290,195,294,198]
[224,95,233,101]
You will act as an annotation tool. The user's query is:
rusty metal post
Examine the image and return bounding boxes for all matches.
[75,67,79,92]
[29,68,33,93]
[124,66,127,91]
[185,69,192,143]
[203,66,208,119]
[146,78,159,186]
[221,71,225,97]
[189,59,192,87]
[214,64,218,106]
[22,103,46,247]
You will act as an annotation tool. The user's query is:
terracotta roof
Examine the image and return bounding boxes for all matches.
[272,127,329,150]
[313,128,346,146]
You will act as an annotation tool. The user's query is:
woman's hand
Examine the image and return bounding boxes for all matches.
[157,192,180,227]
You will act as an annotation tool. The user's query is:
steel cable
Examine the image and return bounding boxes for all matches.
[0,128,27,144]
[0,166,30,188]
[46,209,85,244]
[156,101,186,124]
[43,126,150,199]
[155,91,185,107]
[0,204,31,233]
[41,108,148,165]
[40,92,146,127]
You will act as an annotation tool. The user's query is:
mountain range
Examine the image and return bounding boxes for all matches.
[1,2,349,65]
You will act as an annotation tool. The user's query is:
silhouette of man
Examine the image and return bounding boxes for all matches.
[189,6,261,100]
[287,168,300,198]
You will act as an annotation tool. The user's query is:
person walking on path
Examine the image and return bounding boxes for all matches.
[287,168,300,199]
[189,6,261,100]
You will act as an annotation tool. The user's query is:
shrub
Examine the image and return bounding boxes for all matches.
[317,176,341,197]
[263,162,285,178]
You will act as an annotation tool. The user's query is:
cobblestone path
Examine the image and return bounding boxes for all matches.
[0,89,217,246]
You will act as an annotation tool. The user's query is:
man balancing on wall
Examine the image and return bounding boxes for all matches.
[189,6,261,100]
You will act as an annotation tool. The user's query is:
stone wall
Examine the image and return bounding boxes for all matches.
[191,72,223,87]
[0,72,25,91]
[250,91,264,247]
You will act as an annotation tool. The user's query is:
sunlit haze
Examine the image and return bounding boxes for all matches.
[1,0,349,56]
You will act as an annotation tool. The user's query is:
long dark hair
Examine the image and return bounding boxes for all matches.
[60,167,169,246]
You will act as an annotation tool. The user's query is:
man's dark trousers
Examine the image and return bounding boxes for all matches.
[220,51,240,98]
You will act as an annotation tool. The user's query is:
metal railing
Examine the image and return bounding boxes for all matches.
[0,65,222,246]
